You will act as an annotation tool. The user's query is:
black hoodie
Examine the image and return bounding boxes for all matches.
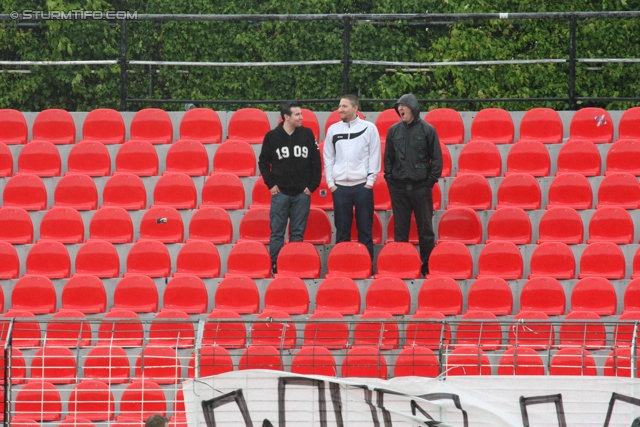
[384,93,443,189]
[258,124,322,196]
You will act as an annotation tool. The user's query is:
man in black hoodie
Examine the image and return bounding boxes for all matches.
[384,94,443,276]
[258,101,322,274]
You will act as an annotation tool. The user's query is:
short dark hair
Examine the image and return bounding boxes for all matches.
[341,94,359,109]
[280,101,302,121]
[145,414,169,427]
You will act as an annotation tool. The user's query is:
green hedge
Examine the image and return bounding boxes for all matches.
[1,0,639,111]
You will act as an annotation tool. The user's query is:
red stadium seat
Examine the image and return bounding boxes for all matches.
[587,206,633,244]
[309,175,334,210]
[148,309,195,348]
[102,173,147,210]
[550,348,597,376]
[238,206,270,243]
[468,108,514,144]
[30,346,77,384]
[300,108,321,141]
[96,309,144,348]
[568,107,613,144]
[374,241,421,279]
[0,207,34,244]
[153,172,197,209]
[353,311,399,350]
[467,276,513,315]
[75,239,120,278]
[519,277,566,316]
[446,346,491,376]
[203,309,247,349]
[11,274,56,314]
[80,108,125,145]
[456,310,503,351]
[44,206,83,245]
[559,310,606,350]
[188,345,234,378]
[135,346,182,384]
[89,206,134,243]
[175,239,220,278]
[546,173,593,210]
[497,346,545,375]
[45,309,92,347]
[0,241,19,279]
[424,108,464,145]
[276,242,321,278]
[126,239,171,277]
[570,276,617,315]
[67,141,111,176]
[556,139,601,176]
[226,108,271,144]
[3,173,48,210]
[291,346,337,376]
[0,347,26,385]
[214,275,260,314]
[188,206,233,244]
[375,108,400,144]
[315,276,361,315]
[264,276,309,315]
[0,108,28,144]
[18,140,61,177]
[53,174,98,210]
[303,208,332,244]
[350,210,383,245]
[528,241,576,279]
[15,380,63,421]
[61,274,107,314]
[303,310,349,350]
[129,108,173,145]
[31,108,75,145]
[212,140,257,176]
[373,172,391,210]
[596,172,640,209]
[26,241,71,279]
[365,276,411,315]
[457,141,502,176]
[179,108,223,144]
[505,140,551,176]
[238,345,282,371]
[441,143,452,177]
[113,274,159,313]
[68,380,115,421]
[536,207,584,244]
[394,346,440,377]
[617,107,640,141]
[517,107,563,144]
[508,311,554,350]
[326,241,372,279]
[405,311,451,349]
[486,207,531,244]
[495,173,541,210]
[417,276,463,315]
[0,142,13,177]
[115,140,159,176]
[118,380,167,420]
[578,241,625,280]
[385,213,419,244]
[433,181,442,209]
[605,138,640,176]
[251,310,297,349]
[139,205,184,243]
[163,274,209,314]
[249,175,272,208]
[446,173,492,210]
[604,347,640,378]
[436,206,482,244]
[624,277,640,312]
[427,241,473,280]
[201,172,245,209]
[476,241,523,280]
[226,239,271,278]
[341,346,387,379]
[0,309,42,348]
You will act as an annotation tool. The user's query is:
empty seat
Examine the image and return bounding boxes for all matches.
[386,213,419,244]
[436,207,482,244]
[624,277,640,312]
[517,107,564,144]
[505,140,551,176]
[427,241,473,280]
[163,274,209,314]
[613,311,640,348]
[75,239,120,278]
[0,347,26,385]
[118,380,167,420]
[276,241,321,278]
[559,310,606,349]
[67,141,112,176]
[309,175,334,210]
[617,107,640,142]
[326,241,372,279]
[546,173,593,210]
[291,346,337,376]
[497,346,545,375]
[605,138,640,176]
[212,140,257,176]
[26,241,71,279]
[486,207,531,244]
[97,309,144,347]
[201,172,246,209]
[314,276,361,315]
[175,239,220,278]
[148,309,195,348]
[495,173,541,210]
[214,275,260,314]
[166,139,209,176]
[0,108,28,144]
[251,310,297,349]
[54,173,98,211]
[31,108,75,145]
[520,277,566,315]
[129,108,173,145]
[405,311,451,349]
[39,206,85,244]
[153,173,197,209]
[467,276,513,315]
[45,309,92,347]
[455,310,503,351]
[102,173,147,210]
[226,239,271,278]
[570,276,617,315]
[188,206,233,244]
[226,108,271,144]
[302,208,332,244]
[249,175,272,208]
[61,274,107,314]
[0,241,19,279]
[557,139,602,176]
[115,140,159,176]
[264,276,309,315]
[596,172,640,209]
[0,142,13,177]
[468,108,514,144]
[353,311,399,350]
[15,380,63,421]
[508,311,554,350]
[3,173,47,210]
[135,346,182,384]
[113,274,159,313]
[578,241,625,279]
[303,310,349,350]
[30,346,77,384]
[374,241,421,279]
[18,140,61,176]
[375,108,399,144]
[12,274,57,314]
[373,172,391,210]
[350,209,383,245]
[587,206,633,244]
[549,348,597,376]
[238,206,271,243]
[139,205,184,243]
[80,108,125,145]
[528,241,576,279]
[238,345,282,371]
[126,239,172,277]
[0,309,42,348]
[89,206,134,243]
[68,380,115,421]
[424,108,464,145]
[188,345,234,378]
[457,141,502,176]
[417,276,463,315]
[179,108,223,144]
[476,241,523,280]
[445,346,491,376]
[446,173,492,210]
[568,107,613,144]
[604,347,640,377]
[440,143,452,177]
[203,309,247,349]
[536,207,584,244]
[341,346,388,379]
[0,207,33,244]
[365,276,411,315]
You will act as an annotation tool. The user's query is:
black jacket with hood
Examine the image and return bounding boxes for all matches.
[258,124,322,196]
[384,93,443,189]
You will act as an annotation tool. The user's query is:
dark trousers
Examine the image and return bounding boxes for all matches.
[389,184,435,275]
[332,183,374,261]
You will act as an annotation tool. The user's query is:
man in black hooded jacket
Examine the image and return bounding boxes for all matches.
[384,94,443,276]
[258,101,322,274]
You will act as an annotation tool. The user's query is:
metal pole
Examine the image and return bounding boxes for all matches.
[120,19,127,111]
[342,16,351,95]
[568,16,577,110]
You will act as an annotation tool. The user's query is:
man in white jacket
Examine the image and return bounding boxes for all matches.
[323,94,381,262]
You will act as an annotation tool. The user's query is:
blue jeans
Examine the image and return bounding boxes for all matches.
[269,192,311,263]
[332,183,374,260]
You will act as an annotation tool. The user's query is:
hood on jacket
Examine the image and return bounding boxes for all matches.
[394,93,421,123]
